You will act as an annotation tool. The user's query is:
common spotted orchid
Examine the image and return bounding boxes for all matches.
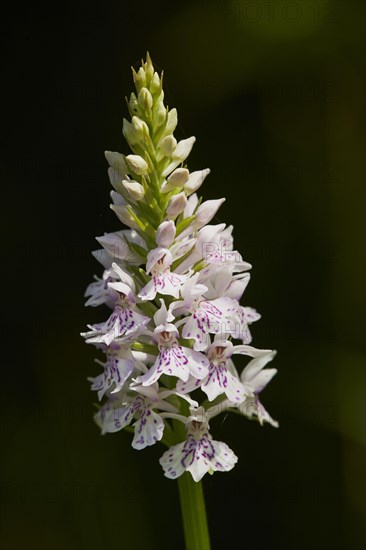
[82,53,278,549]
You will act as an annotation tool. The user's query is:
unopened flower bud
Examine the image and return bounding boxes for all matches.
[129,93,139,114]
[133,67,146,91]
[110,190,126,206]
[163,168,190,193]
[125,154,148,175]
[165,108,178,134]
[110,204,138,229]
[169,168,190,186]
[162,136,196,177]
[123,119,139,146]
[144,52,154,82]
[150,71,161,95]
[156,220,176,247]
[123,117,149,146]
[105,151,127,176]
[122,179,145,201]
[166,192,188,218]
[108,167,121,188]
[155,100,167,127]
[196,198,225,229]
[159,135,177,156]
[133,116,149,136]
[173,136,196,161]
[184,168,210,195]
[138,87,153,113]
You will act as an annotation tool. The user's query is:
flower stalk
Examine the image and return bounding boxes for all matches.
[178,474,210,550]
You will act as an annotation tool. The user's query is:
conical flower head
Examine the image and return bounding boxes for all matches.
[81,54,278,482]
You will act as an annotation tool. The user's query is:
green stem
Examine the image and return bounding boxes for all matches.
[177,474,211,550]
[174,421,211,550]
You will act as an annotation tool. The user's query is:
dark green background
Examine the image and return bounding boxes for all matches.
[2,1,365,549]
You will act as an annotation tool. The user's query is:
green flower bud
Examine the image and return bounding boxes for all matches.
[144,52,154,83]
[133,67,146,92]
[132,116,149,136]
[165,108,178,135]
[138,87,153,114]
[129,92,139,115]
[155,100,167,127]
[123,119,139,146]
[123,117,149,147]
[150,72,162,95]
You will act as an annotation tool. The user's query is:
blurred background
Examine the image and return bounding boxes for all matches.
[2,1,365,548]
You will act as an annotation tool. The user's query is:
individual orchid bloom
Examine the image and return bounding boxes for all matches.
[174,223,225,273]
[198,263,251,302]
[159,407,238,481]
[176,338,272,399]
[82,263,150,345]
[138,247,191,301]
[96,392,166,449]
[136,300,209,386]
[230,303,261,343]
[177,339,246,403]
[162,136,196,177]
[175,275,241,351]
[239,350,279,427]
[88,343,136,401]
[180,298,231,351]
[175,194,224,237]
[238,394,279,428]
[96,383,193,450]
[95,229,147,266]
[177,222,251,276]
[212,350,278,428]
[178,196,226,232]
[200,224,251,271]
[84,267,119,308]
[81,303,149,346]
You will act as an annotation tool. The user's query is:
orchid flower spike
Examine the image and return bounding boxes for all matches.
[81,53,278,485]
